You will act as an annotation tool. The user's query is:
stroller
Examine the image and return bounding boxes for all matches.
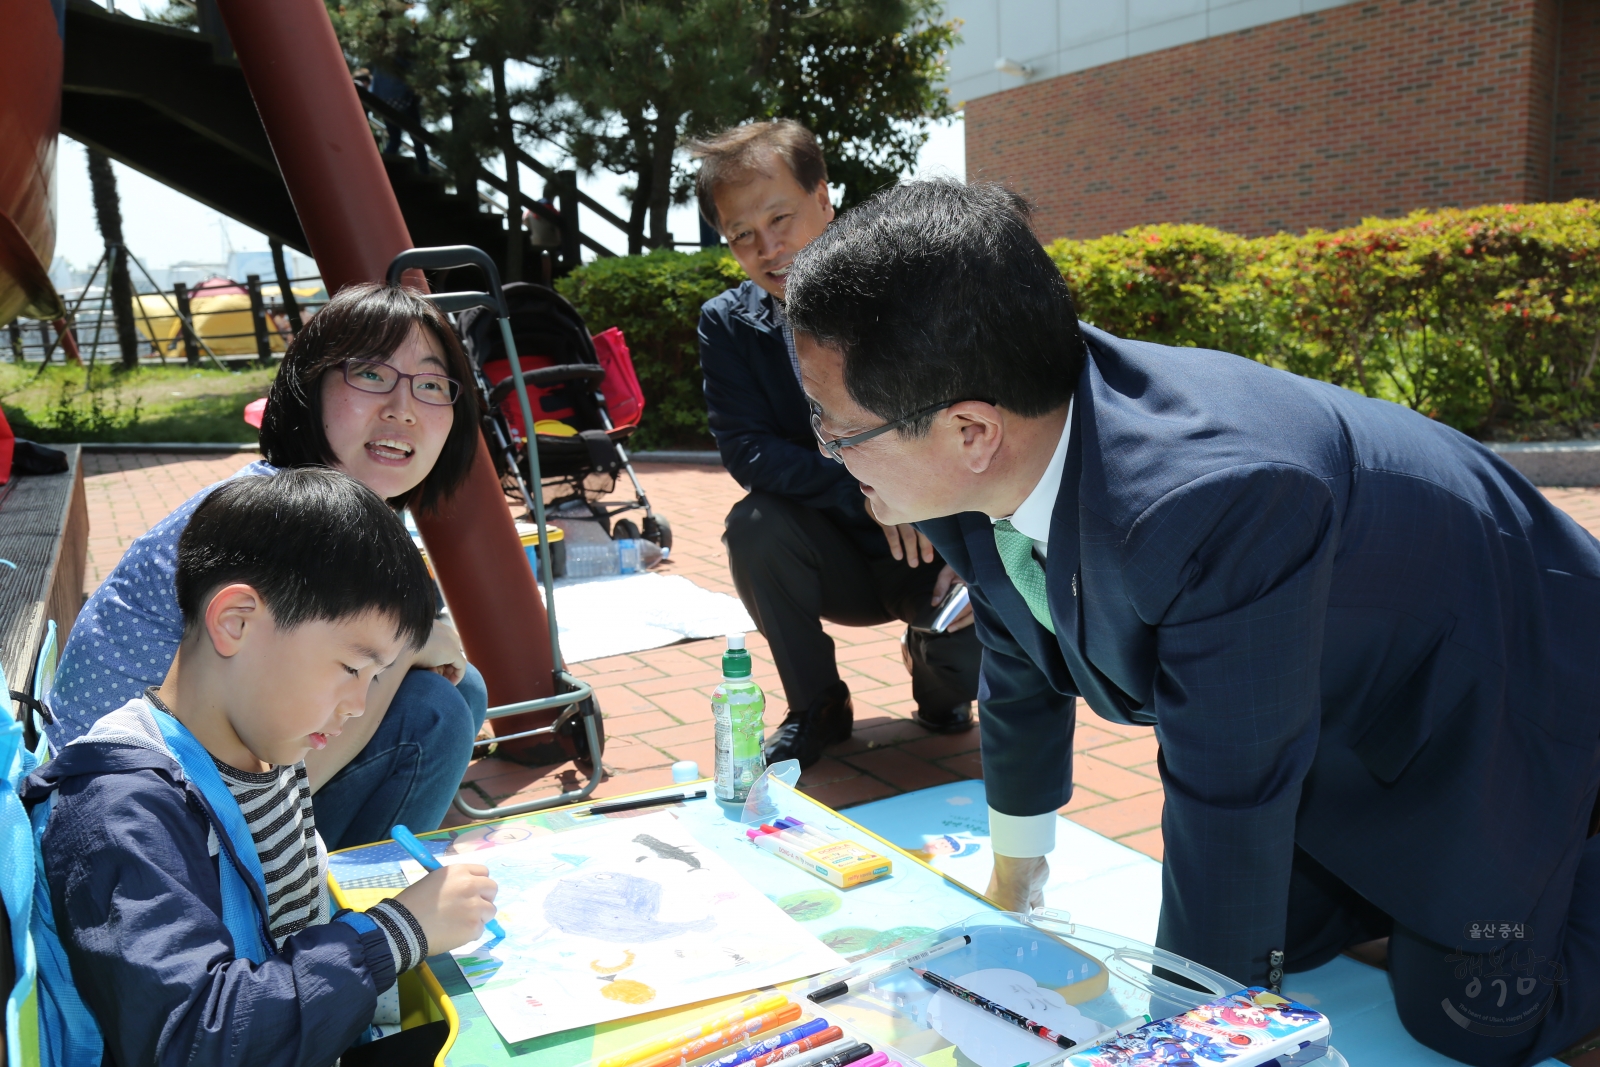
[458,283,671,550]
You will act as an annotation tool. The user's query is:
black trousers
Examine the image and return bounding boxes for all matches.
[723,491,981,715]
[1285,830,1600,1067]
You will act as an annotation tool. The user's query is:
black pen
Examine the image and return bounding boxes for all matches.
[575,789,708,816]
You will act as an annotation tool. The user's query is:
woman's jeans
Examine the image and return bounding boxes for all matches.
[313,664,489,851]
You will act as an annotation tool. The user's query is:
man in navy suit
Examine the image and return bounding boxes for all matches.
[691,121,981,767]
[785,180,1600,1066]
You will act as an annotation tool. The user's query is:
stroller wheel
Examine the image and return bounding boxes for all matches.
[558,693,606,769]
[642,515,672,552]
[611,518,642,541]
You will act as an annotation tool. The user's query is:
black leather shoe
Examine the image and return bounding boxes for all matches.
[764,683,853,768]
[913,701,974,734]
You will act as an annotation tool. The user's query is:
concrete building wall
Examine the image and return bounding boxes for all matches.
[945,0,1358,107]
[964,0,1569,241]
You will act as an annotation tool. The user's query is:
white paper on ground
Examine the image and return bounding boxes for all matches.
[538,572,756,662]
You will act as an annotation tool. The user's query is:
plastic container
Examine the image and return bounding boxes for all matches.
[562,538,662,578]
[515,522,565,579]
[803,911,1348,1067]
[712,633,766,802]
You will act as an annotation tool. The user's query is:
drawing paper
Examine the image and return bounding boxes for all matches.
[400,811,843,1043]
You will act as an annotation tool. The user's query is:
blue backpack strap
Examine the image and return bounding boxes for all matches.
[3,711,41,1067]
[148,709,273,966]
[29,791,102,1067]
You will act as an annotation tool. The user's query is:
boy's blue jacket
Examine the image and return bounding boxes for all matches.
[20,703,396,1067]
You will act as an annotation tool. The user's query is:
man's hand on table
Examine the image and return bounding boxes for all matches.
[987,853,1049,913]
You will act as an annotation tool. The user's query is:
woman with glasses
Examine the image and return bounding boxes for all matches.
[48,283,489,850]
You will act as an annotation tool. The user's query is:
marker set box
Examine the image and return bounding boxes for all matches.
[1064,987,1330,1067]
[747,818,893,889]
[798,913,1343,1067]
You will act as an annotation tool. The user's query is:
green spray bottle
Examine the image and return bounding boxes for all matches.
[712,633,766,802]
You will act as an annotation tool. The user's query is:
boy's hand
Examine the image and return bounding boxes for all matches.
[393,863,498,954]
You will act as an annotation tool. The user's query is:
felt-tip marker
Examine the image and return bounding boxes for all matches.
[703,1018,830,1067]
[809,934,972,1003]
[391,824,506,940]
[789,1042,873,1067]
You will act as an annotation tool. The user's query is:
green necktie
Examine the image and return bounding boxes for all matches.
[994,519,1054,633]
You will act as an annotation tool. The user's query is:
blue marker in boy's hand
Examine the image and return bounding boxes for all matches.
[392,825,507,941]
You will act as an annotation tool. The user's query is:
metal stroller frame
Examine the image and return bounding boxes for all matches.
[465,284,670,549]
[386,246,604,818]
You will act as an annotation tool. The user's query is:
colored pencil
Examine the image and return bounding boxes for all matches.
[596,994,789,1067]
[914,969,1076,1049]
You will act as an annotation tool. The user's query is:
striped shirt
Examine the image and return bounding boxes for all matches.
[211,758,428,972]
[213,760,323,943]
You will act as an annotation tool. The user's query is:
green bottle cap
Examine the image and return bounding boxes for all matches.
[722,633,752,678]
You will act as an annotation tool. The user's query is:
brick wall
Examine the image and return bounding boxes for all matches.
[1554,0,1600,200]
[966,0,1573,240]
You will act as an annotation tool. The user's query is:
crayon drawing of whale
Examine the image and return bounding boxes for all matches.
[543,871,716,943]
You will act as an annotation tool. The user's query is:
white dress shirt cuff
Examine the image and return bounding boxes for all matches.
[987,808,1057,858]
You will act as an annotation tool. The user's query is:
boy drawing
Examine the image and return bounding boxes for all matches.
[24,468,499,1067]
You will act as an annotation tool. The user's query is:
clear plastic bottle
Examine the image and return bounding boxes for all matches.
[712,633,766,802]
[562,538,663,578]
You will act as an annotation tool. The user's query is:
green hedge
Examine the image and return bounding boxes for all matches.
[557,247,744,449]
[561,201,1600,446]
[1048,202,1600,436]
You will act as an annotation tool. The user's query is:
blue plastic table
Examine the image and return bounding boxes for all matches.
[328,781,997,1066]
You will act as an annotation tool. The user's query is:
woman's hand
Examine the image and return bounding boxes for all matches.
[413,617,467,684]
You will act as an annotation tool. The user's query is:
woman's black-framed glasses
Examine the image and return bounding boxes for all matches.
[340,359,461,406]
[809,397,972,463]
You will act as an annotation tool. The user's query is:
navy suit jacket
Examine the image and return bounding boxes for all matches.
[700,280,887,556]
[919,324,1600,986]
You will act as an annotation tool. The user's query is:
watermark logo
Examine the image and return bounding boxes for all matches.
[1463,922,1532,942]
[1441,939,1565,1037]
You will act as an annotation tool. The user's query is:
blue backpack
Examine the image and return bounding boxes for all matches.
[20,702,274,1067]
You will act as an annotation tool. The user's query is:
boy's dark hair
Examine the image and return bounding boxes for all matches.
[258,283,481,515]
[688,120,828,232]
[176,468,435,650]
[784,180,1085,434]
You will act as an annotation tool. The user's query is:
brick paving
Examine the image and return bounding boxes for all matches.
[77,452,1600,862]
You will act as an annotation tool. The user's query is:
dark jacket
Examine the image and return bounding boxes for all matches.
[22,727,394,1067]
[920,324,1600,988]
[699,281,885,554]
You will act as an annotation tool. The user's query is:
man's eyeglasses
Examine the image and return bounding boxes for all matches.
[809,397,977,463]
[340,359,461,406]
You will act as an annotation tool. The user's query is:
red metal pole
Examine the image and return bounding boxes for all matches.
[214,0,556,727]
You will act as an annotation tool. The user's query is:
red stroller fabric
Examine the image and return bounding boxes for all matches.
[591,327,644,430]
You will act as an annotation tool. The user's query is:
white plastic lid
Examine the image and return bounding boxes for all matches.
[726,632,746,650]
[671,760,701,784]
